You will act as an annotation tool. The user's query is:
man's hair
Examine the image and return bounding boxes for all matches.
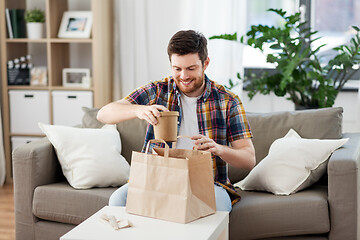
[167,30,208,65]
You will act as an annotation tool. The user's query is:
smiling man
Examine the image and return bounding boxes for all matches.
[97,30,255,212]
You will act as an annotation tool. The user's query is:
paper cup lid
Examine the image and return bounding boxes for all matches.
[160,111,179,117]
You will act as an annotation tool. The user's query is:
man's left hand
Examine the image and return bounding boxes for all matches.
[192,134,256,169]
[191,134,223,156]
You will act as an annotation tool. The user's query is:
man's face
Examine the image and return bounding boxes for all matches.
[170,53,209,97]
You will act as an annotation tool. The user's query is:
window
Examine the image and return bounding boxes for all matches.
[242,0,360,82]
[247,0,297,27]
[243,0,297,68]
[312,0,360,64]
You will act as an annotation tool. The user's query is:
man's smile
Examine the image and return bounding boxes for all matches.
[180,79,193,86]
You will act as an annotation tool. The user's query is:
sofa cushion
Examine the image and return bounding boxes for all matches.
[82,107,105,129]
[230,185,330,239]
[82,107,147,163]
[38,123,130,189]
[229,107,343,183]
[235,129,348,195]
[33,182,117,225]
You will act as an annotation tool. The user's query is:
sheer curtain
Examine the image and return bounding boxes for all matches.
[113,0,247,99]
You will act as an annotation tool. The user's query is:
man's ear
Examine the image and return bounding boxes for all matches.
[203,57,210,70]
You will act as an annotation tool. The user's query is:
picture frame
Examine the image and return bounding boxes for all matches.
[62,68,91,88]
[58,11,93,38]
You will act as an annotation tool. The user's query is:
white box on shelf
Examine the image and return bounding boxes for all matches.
[11,136,41,153]
[52,90,93,126]
[9,90,50,134]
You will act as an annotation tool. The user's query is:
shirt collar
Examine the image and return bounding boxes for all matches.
[201,75,212,101]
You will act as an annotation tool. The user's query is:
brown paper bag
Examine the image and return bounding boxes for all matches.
[126,139,216,223]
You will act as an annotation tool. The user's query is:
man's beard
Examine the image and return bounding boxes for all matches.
[175,73,205,96]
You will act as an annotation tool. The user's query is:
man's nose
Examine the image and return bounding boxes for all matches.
[180,70,189,80]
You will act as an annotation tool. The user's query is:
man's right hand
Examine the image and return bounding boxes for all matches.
[135,104,169,125]
[97,99,169,125]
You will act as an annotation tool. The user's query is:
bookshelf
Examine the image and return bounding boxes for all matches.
[0,0,113,183]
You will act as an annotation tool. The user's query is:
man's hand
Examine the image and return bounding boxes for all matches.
[135,105,169,125]
[192,134,256,170]
[97,99,169,125]
[192,134,224,156]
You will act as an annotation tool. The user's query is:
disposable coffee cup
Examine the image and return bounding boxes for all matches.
[154,111,179,142]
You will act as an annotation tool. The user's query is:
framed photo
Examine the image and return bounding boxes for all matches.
[58,11,93,38]
[62,68,91,88]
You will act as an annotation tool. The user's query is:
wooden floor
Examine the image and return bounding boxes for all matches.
[0,183,15,240]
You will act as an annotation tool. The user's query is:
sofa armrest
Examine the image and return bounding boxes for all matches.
[12,137,62,240]
[328,132,360,240]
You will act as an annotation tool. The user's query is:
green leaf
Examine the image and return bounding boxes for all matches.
[353,26,360,32]
[268,8,287,17]
[240,36,244,43]
[237,72,241,79]
[311,44,326,55]
[25,8,45,23]
[224,78,240,90]
[209,33,237,41]
[267,54,278,63]
[269,44,281,49]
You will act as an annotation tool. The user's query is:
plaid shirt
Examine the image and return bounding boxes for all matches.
[125,75,252,204]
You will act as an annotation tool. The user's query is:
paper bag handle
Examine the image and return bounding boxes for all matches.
[177,135,192,139]
[145,139,169,157]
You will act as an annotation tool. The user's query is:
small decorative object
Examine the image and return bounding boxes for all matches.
[7,55,32,85]
[62,68,91,88]
[25,8,45,39]
[30,66,47,86]
[100,214,132,230]
[58,11,93,38]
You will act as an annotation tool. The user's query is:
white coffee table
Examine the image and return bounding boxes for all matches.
[60,206,229,240]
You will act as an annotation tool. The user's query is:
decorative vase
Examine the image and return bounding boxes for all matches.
[26,22,44,39]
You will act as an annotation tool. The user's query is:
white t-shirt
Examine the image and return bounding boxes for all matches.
[176,93,199,149]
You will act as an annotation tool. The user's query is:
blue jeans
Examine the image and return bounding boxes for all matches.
[108,183,232,212]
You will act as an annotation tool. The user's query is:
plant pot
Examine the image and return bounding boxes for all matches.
[26,22,44,39]
[295,104,319,111]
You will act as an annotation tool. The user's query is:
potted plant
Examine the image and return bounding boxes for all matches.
[25,8,45,39]
[210,8,360,109]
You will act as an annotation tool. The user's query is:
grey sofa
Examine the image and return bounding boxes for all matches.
[13,106,360,240]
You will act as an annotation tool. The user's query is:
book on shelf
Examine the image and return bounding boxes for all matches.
[8,9,26,38]
[5,8,13,39]
[5,8,14,38]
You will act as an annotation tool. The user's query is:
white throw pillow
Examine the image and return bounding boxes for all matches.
[235,129,348,195]
[38,123,130,189]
